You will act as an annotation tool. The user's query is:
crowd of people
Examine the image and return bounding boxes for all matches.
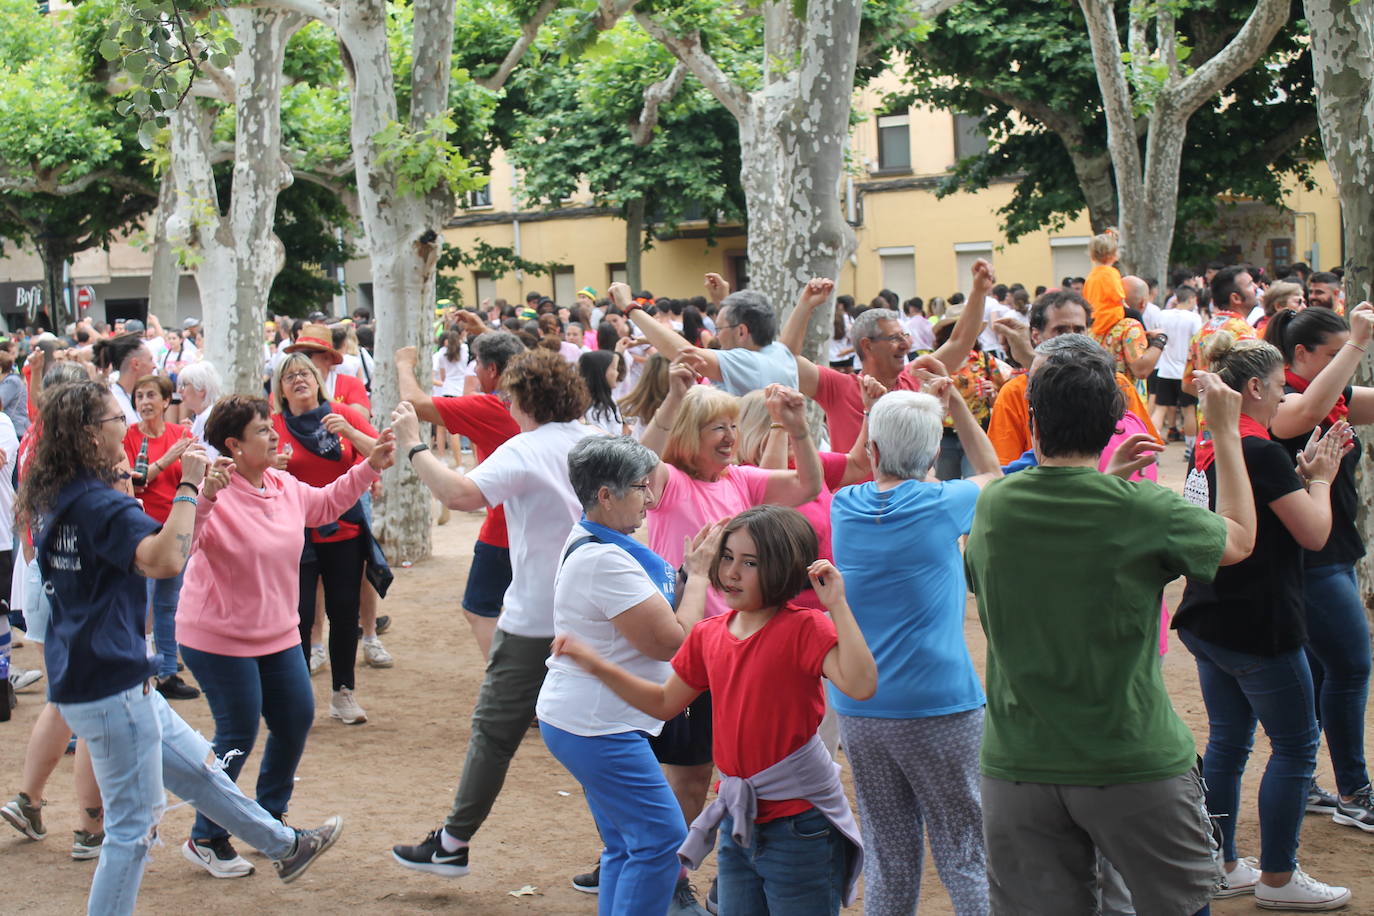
[0,239,1371,916]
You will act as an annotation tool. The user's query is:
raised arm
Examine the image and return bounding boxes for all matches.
[390,401,489,511]
[394,346,443,425]
[759,384,823,507]
[1270,421,1350,550]
[133,445,209,578]
[931,258,993,373]
[810,561,877,701]
[778,278,833,397]
[297,439,393,528]
[611,282,693,363]
[1196,372,1256,565]
[839,374,885,486]
[931,377,1002,487]
[640,360,695,461]
[1271,304,1374,438]
[611,521,725,660]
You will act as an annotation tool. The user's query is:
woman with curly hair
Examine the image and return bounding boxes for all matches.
[389,348,600,877]
[19,380,343,915]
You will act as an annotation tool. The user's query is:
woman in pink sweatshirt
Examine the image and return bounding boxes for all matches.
[174,395,395,879]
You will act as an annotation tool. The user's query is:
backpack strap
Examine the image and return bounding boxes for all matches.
[561,534,602,565]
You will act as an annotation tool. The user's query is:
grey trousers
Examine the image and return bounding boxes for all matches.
[839,708,989,916]
[444,628,552,841]
[981,770,1221,916]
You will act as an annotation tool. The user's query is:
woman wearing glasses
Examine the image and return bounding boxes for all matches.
[271,354,381,726]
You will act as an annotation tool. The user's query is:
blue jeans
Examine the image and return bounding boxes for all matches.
[146,570,185,679]
[1303,562,1372,795]
[717,808,847,916]
[181,644,314,842]
[1178,630,1318,873]
[541,722,684,916]
[58,683,296,916]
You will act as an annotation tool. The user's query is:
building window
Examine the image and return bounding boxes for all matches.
[1050,237,1092,289]
[552,266,576,305]
[876,113,911,172]
[728,254,750,292]
[474,271,496,306]
[878,247,916,302]
[1266,238,1293,277]
[953,112,988,162]
[954,242,993,299]
[466,185,493,209]
[607,263,628,288]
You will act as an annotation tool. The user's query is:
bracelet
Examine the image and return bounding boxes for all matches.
[407,443,430,462]
[176,481,199,493]
[1344,341,1368,353]
[1310,479,1331,487]
[768,423,785,431]
[173,495,198,507]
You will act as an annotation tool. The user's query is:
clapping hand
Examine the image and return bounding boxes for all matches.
[683,519,727,579]
[1298,420,1353,484]
[763,384,809,437]
[201,457,235,500]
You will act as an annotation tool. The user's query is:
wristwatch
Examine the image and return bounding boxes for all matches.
[407,443,431,462]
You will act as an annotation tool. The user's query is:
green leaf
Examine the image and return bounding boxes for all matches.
[99,38,120,60]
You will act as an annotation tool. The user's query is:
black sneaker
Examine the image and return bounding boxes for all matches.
[1333,784,1374,832]
[156,675,201,701]
[671,877,710,915]
[375,615,391,635]
[391,828,469,877]
[274,815,343,883]
[1307,781,1340,815]
[572,863,600,894]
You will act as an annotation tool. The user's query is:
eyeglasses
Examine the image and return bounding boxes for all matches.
[628,483,652,494]
[282,370,315,383]
[716,323,741,333]
[97,413,127,426]
[871,332,911,343]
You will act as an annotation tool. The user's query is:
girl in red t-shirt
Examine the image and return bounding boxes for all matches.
[122,374,197,699]
[554,505,877,914]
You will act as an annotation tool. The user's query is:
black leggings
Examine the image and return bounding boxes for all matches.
[298,535,365,691]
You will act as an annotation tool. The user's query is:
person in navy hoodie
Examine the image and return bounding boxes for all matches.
[18,380,343,916]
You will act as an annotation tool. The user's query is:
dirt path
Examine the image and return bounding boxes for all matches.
[1,440,1371,913]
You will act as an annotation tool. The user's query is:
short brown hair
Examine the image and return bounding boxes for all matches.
[134,374,174,401]
[500,348,590,424]
[204,395,270,454]
[710,505,818,608]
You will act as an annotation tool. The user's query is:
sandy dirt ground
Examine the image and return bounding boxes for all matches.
[1,440,1372,914]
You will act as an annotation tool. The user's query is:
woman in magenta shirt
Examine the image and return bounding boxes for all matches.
[174,395,394,879]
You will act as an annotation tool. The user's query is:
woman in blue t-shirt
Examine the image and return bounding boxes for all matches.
[18,380,343,916]
[828,384,1002,915]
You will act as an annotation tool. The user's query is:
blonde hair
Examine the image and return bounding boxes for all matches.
[1262,280,1304,316]
[272,352,328,414]
[1089,228,1120,264]
[661,385,740,478]
[735,390,771,466]
[1200,330,1283,393]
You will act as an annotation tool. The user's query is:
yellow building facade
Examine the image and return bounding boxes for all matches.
[441,77,1345,309]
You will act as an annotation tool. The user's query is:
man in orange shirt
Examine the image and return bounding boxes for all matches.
[988,291,1159,465]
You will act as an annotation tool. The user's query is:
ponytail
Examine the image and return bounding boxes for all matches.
[1264,306,1348,364]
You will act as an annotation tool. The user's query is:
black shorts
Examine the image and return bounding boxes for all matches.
[1154,377,1197,408]
[1146,370,1159,396]
[650,691,713,766]
[462,540,511,618]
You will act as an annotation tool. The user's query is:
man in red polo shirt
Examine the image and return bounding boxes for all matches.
[286,323,371,417]
[779,261,994,451]
[395,330,526,659]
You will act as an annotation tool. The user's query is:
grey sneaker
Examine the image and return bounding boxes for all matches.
[0,792,46,840]
[273,815,343,884]
[671,877,710,916]
[308,644,327,676]
[1333,784,1374,833]
[1307,781,1340,815]
[71,829,104,861]
[571,862,600,894]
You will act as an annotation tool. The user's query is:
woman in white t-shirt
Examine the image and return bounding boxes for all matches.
[431,330,467,457]
[537,435,722,916]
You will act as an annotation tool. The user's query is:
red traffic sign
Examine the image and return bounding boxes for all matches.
[75,286,94,311]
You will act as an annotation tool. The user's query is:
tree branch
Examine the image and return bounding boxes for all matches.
[0,169,157,197]
[242,0,335,26]
[857,0,962,66]
[1078,0,1144,199]
[477,0,561,91]
[1170,0,1289,116]
[635,13,749,121]
[1255,108,1320,165]
[628,60,687,146]
[199,56,236,101]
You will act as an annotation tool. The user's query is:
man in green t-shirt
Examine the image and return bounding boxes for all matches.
[965,345,1257,915]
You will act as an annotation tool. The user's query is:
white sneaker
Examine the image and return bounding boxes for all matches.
[1216,856,1260,898]
[363,638,393,669]
[1255,866,1352,910]
[182,836,255,878]
[308,644,326,676]
[330,687,367,725]
[7,668,42,691]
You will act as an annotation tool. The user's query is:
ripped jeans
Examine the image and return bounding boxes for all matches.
[59,683,296,916]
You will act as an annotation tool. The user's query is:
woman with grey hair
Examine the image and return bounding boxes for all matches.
[536,435,723,915]
[828,383,1002,915]
[177,360,222,451]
